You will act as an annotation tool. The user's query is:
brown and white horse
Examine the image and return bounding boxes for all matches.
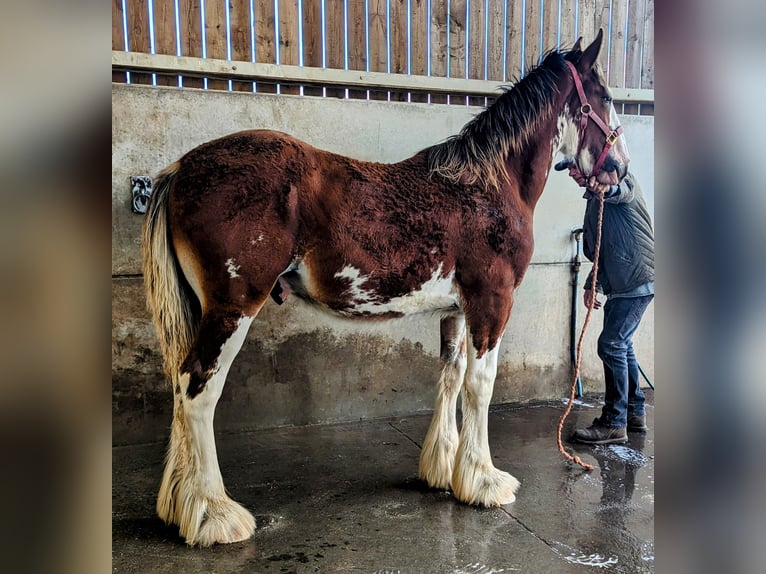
[142,31,629,546]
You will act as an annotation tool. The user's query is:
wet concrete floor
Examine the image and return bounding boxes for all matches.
[113,391,653,573]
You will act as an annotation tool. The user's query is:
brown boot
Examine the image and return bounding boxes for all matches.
[627,414,648,433]
[571,418,628,445]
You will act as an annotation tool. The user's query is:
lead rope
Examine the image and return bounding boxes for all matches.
[555,187,606,472]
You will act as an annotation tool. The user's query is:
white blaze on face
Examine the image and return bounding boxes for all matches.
[555,105,580,163]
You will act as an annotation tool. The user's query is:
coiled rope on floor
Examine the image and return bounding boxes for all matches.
[556,187,606,472]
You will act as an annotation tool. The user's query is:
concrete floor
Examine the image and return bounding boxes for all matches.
[113,391,653,573]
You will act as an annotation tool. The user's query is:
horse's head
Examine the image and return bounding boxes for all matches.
[557,30,630,186]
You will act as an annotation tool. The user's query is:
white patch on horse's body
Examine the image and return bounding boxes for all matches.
[225,258,241,278]
[336,264,460,316]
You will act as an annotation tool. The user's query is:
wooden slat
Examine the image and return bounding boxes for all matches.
[255,0,277,93]
[468,0,484,80]
[179,0,204,88]
[367,0,388,100]
[152,0,178,86]
[428,0,448,103]
[126,0,153,84]
[430,0,447,78]
[348,0,367,71]
[411,0,427,76]
[409,0,428,102]
[594,0,611,74]
[641,0,654,88]
[301,0,323,96]
[348,0,368,99]
[389,0,408,101]
[204,0,228,90]
[523,0,541,74]
[113,0,127,82]
[608,0,628,87]
[390,0,407,74]
[577,0,596,54]
[449,0,466,80]
[505,0,524,81]
[624,0,643,89]
[541,0,559,54]
[278,0,301,94]
[230,0,254,92]
[323,0,345,97]
[486,0,504,81]
[368,0,388,73]
[560,0,577,49]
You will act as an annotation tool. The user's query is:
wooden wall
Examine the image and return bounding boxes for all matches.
[113,0,653,110]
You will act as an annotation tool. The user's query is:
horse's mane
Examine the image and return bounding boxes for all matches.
[428,48,574,190]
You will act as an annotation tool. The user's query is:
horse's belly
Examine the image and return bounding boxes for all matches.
[288,262,460,317]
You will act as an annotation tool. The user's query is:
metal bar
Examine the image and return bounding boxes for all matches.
[148,0,157,85]
[225,0,233,91]
[502,0,508,81]
[200,0,208,89]
[174,0,183,87]
[446,0,451,78]
[121,0,131,83]
[298,0,304,96]
[344,0,349,98]
[484,0,489,80]
[520,0,526,75]
[274,0,280,94]
[250,0,256,92]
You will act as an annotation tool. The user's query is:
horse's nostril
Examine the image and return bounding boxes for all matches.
[602,156,620,173]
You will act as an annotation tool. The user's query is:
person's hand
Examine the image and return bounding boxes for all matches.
[583,175,612,195]
[583,288,602,310]
[554,160,612,195]
[568,166,587,187]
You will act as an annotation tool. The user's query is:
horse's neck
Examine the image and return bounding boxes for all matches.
[503,130,557,210]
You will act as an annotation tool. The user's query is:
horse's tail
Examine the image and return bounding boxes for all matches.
[141,161,199,386]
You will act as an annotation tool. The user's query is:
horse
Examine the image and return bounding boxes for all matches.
[141,30,629,546]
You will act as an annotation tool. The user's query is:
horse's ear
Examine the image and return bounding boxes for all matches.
[572,37,582,52]
[579,29,603,70]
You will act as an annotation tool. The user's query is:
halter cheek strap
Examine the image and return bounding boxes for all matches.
[564,60,623,177]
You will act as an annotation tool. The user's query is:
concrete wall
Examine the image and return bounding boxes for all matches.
[112,84,654,445]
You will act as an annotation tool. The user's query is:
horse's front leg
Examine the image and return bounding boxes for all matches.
[419,314,467,490]
[451,293,519,506]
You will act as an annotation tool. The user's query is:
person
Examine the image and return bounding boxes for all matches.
[559,163,655,445]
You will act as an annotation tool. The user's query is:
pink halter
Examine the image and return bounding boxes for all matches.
[565,60,623,177]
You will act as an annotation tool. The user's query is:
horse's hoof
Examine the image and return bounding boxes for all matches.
[452,463,520,507]
[418,433,458,491]
[191,497,256,547]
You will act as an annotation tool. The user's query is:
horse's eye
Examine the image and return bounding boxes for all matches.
[602,95,613,104]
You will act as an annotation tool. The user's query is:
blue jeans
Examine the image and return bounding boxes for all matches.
[597,294,654,428]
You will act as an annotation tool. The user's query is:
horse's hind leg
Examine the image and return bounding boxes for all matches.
[158,307,258,546]
[419,315,467,490]
[451,329,520,506]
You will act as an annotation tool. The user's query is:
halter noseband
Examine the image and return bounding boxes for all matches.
[565,60,623,177]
